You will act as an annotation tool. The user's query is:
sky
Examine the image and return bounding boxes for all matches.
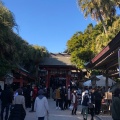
[3,0,96,53]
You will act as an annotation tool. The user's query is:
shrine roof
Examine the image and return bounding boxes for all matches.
[86,31,120,71]
[39,53,74,66]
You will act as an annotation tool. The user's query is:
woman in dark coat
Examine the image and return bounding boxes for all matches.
[8,88,26,120]
[111,88,120,120]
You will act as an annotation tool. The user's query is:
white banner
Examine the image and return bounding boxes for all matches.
[0,81,4,90]
[118,49,120,77]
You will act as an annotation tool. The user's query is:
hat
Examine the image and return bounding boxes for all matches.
[17,88,23,95]
[38,89,44,95]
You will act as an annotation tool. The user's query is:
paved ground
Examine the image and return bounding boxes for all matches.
[0,99,113,120]
[25,99,97,120]
[96,114,112,120]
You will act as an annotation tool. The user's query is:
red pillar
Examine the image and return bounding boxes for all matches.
[46,70,50,88]
[47,71,50,88]
[66,71,71,88]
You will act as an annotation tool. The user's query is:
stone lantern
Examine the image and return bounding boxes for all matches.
[90,75,100,88]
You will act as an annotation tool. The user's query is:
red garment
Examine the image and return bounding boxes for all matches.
[32,87,38,99]
[72,93,78,108]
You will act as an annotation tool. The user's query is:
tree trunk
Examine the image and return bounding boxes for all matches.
[93,1,108,34]
[97,8,108,34]
[98,11,108,34]
[35,64,39,85]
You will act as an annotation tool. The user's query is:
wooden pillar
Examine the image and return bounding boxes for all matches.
[47,70,50,88]
[66,70,71,88]
[20,77,23,87]
[46,70,50,88]
[105,70,108,91]
[66,75,68,88]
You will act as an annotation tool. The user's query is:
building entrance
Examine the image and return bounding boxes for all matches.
[50,75,66,89]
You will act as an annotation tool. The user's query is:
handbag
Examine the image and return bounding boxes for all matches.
[88,103,94,108]
[10,104,15,111]
[69,104,73,110]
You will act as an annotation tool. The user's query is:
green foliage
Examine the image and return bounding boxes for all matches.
[0,1,17,28]
[67,17,120,70]
[0,58,15,76]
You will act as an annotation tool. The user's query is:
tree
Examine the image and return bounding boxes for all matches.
[77,0,116,34]
[112,0,120,7]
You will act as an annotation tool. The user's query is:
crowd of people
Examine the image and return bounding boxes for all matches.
[0,83,120,120]
[53,85,120,120]
[0,84,49,120]
[53,85,102,120]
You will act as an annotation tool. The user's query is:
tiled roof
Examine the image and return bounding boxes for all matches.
[39,53,74,66]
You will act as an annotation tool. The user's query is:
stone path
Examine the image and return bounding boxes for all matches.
[25,99,97,120]
[96,115,113,120]
[0,98,112,120]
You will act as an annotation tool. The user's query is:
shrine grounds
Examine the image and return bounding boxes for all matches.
[25,99,112,120]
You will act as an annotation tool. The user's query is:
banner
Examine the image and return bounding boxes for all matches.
[118,49,120,77]
[0,81,4,90]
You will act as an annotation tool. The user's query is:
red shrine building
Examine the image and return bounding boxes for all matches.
[38,53,83,88]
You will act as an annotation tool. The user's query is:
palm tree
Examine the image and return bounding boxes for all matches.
[112,0,120,7]
[77,0,116,34]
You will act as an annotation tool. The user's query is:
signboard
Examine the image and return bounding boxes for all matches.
[105,92,112,100]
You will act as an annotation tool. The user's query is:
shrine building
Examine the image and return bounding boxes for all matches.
[38,53,83,88]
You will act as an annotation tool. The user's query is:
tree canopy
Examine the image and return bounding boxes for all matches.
[77,0,118,33]
[66,17,120,69]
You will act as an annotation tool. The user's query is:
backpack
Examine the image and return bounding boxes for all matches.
[82,95,89,106]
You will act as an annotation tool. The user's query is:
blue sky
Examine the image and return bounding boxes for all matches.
[3,0,96,53]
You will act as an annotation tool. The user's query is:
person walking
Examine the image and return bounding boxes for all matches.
[0,85,2,114]
[1,85,13,120]
[25,85,31,108]
[71,90,78,115]
[94,88,102,115]
[60,86,64,110]
[8,88,26,120]
[55,87,61,110]
[29,85,38,112]
[34,89,49,120]
[82,90,89,120]
[89,89,95,120]
[67,86,72,108]
[111,88,120,120]
[81,88,88,114]
[62,86,67,110]
[0,85,2,98]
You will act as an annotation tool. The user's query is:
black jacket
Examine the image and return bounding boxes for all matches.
[8,104,26,120]
[94,91,102,101]
[1,88,13,105]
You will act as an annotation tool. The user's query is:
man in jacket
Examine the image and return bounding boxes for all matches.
[111,88,120,120]
[1,85,13,120]
[94,88,102,115]
[34,89,49,120]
